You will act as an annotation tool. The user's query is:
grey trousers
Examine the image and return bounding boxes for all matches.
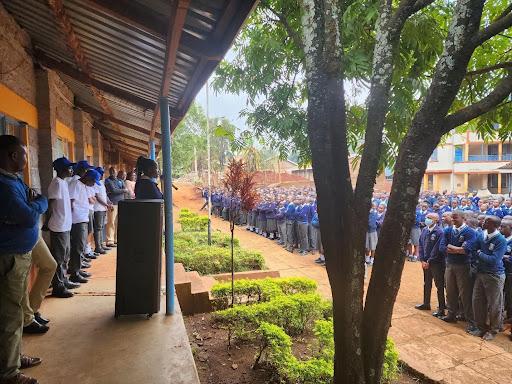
[505,274,512,319]
[423,262,446,310]
[286,220,296,250]
[94,211,106,250]
[277,221,287,243]
[298,222,309,252]
[308,223,313,249]
[473,273,505,333]
[50,230,71,291]
[70,222,88,276]
[445,263,474,324]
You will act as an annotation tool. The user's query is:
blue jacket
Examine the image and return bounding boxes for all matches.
[265,202,277,219]
[414,209,431,229]
[105,176,126,205]
[504,237,512,274]
[368,210,377,233]
[468,232,506,275]
[311,212,319,227]
[284,202,296,221]
[0,172,48,254]
[486,207,504,219]
[418,226,444,264]
[295,204,310,223]
[276,206,286,223]
[439,225,476,264]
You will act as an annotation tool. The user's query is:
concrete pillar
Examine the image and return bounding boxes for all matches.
[35,68,58,195]
[464,142,469,161]
[499,142,503,160]
[464,174,468,192]
[435,174,440,191]
[423,174,428,190]
[92,129,102,167]
[73,109,86,161]
[498,173,502,194]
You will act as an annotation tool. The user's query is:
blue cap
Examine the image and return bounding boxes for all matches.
[95,167,105,175]
[73,160,94,171]
[52,157,76,171]
[85,169,101,186]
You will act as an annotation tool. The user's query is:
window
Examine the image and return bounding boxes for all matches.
[488,144,499,156]
[0,113,26,182]
[488,174,508,188]
[430,148,438,161]
[454,146,463,162]
[56,136,70,159]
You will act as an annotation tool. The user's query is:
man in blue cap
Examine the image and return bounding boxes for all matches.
[92,167,112,254]
[43,157,78,298]
[68,169,100,283]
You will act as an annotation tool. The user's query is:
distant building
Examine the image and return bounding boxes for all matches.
[423,129,512,194]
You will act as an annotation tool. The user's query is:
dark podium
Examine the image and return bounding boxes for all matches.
[115,199,163,319]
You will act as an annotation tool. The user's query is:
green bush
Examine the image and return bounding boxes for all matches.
[211,277,318,307]
[180,215,209,231]
[174,246,266,275]
[180,208,190,213]
[179,211,198,219]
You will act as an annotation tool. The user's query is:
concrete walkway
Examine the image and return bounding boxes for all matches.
[175,184,512,384]
[22,249,199,384]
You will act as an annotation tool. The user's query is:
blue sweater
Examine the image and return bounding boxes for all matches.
[295,204,310,223]
[504,237,512,274]
[311,212,319,227]
[486,207,504,219]
[368,210,377,233]
[439,225,476,264]
[284,203,296,220]
[0,172,48,254]
[469,232,506,275]
[418,226,444,264]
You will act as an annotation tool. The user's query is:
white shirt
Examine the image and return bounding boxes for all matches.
[93,182,107,212]
[47,176,72,232]
[69,178,94,224]
[87,186,95,210]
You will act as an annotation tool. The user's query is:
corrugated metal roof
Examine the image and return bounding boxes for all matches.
[2,0,257,160]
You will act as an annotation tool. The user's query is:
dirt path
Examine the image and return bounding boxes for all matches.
[173,183,512,383]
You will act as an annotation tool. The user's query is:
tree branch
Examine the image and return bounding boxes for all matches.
[260,0,305,50]
[465,61,512,77]
[390,0,435,30]
[442,72,512,132]
[473,10,512,47]
[412,0,436,13]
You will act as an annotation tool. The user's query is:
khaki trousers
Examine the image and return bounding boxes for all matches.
[0,252,32,379]
[23,237,57,326]
[106,205,119,245]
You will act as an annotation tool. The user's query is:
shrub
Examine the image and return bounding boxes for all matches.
[180,215,209,231]
[211,277,318,307]
[174,246,266,276]
[383,337,399,382]
[214,293,325,336]
[179,211,198,219]
[180,208,190,213]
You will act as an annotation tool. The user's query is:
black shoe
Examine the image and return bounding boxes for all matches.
[83,258,92,263]
[70,274,88,284]
[433,309,445,318]
[23,320,49,334]
[466,323,478,333]
[415,304,431,310]
[440,315,457,323]
[106,243,117,248]
[95,249,107,255]
[79,270,92,278]
[34,312,49,325]
[456,315,466,322]
[469,329,486,338]
[51,288,74,298]
[86,253,98,260]
[64,280,81,289]
[103,246,112,251]
[81,262,91,269]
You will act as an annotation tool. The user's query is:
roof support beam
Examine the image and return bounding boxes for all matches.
[47,0,124,139]
[95,123,158,148]
[149,0,190,143]
[76,101,161,139]
[34,51,156,111]
[107,137,147,152]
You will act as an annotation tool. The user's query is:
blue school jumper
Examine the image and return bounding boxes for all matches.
[295,204,310,224]
[470,232,506,275]
[486,207,504,219]
[504,237,512,274]
[284,202,295,220]
[311,212,319,227]
[276,206,286,223]
[368,210,377,233]
[418,225,444,264]
[439,225,477,264]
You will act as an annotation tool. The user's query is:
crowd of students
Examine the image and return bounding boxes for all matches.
[409,190,512,342]
[0,133,164,384]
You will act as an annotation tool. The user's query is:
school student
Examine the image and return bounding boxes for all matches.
[366,204,378,267]
[376,203,386,237]
[409,202,430,262]
[44,157,78,298]
[311,208,325,266]
[415,212,446,317]
[499,219,512,324]
[487,200,505,219]
[285,196,296,253]
[295,197,310,255]
[468,215,506,340]
[265,199,278,240]
[276,201,287,246]
[92,167,112,254]
[68,170,101,283]
[439,210,477,332]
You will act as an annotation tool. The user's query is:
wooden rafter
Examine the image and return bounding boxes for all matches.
[95,123,158,148]
[46,0,124,141]
[76,101,161,139]
[149,0,190,144]
[35,50,155,111]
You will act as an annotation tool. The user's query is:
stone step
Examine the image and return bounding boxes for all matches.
[185,271,214,314]
[174,263,193,315]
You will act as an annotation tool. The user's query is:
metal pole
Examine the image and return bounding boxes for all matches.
[150,139,156,160]
[206,80,212,246]
[160,97,174,315]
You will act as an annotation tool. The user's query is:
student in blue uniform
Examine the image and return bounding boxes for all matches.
[440,210,477,332]
[311,207,325,266]
[499,218,512,324]
[415,212,446,317]
[487,200,504,219]
[295,197,311,255]
[409,202,431,262]
[265,199,278,240]
[502,199,512,216]
[376,203,386,237]
[285,196,296,253]
[276,201,287,246]
[468,215,506,341]
[366,204,378,267]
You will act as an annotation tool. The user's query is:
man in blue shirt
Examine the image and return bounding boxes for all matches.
[0,135,46,384]
[439,210,477,331]
[468,215,506,341]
